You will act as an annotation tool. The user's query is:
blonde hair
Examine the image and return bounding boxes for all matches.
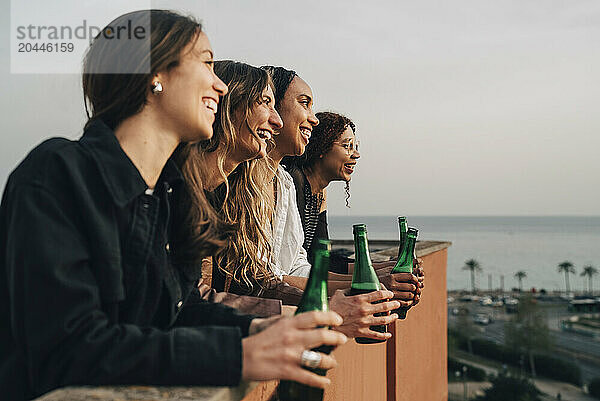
[183,61,277,293]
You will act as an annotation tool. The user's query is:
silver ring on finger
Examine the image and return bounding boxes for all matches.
[300,350,321,369]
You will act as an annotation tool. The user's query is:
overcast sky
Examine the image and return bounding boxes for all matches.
[2,0,599,216]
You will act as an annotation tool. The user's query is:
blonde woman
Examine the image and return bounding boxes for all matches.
[179,60,280,295]
[185,61,401,342]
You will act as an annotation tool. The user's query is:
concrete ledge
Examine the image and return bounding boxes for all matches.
[34,381,270,401]
[331,239,452,262]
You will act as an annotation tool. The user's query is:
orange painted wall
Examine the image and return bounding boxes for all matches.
[388,248,448,401]
[324,339,388,401]
[242,247,448,401]
[322,248,448,401]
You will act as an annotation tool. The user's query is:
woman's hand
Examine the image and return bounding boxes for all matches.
[242,311,347,388]
[329,289,399,341]
[248,315,284,335]
[377,265,422,308]
[412,258,425,305]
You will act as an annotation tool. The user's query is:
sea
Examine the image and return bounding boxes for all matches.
[327,216,600,292]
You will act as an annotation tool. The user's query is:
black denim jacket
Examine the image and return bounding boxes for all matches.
[0,120,254,400]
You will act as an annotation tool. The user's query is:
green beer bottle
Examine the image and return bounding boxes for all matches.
[349,224,387,344]
[396,216,409,265]
[391,227,419,319]
[278,239,332,401]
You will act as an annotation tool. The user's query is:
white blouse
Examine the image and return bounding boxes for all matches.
[270,165,312,278]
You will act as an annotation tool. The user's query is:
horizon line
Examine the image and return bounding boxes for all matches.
[328,214,600,218]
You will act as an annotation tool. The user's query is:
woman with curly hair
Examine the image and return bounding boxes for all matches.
[284,111,359,273]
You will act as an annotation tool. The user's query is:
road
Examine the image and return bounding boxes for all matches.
[448,301,600,382]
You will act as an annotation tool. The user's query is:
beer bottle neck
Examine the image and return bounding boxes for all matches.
[296,247,329,314]
[393,234,416,273]
[351,231,380,291]
[397,220,409,264]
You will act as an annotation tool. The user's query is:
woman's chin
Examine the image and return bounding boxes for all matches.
[336,172,351,182]
[254,147,267,159]
[185,125,213,142]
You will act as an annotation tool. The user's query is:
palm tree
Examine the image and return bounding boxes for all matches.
[557,261,575,294]
[580,265,598,295]
[514,271,527,292]
[463,259,482,293]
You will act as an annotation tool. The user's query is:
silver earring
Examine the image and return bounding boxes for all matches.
[151,81,163,94]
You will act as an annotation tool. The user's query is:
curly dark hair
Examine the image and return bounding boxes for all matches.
[300,111,355,170]
[290,111,356,207]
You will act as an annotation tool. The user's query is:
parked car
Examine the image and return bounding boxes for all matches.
[473,313,492,325]
[479,296,493,306]
[452,307,470,316]
[504,298,519,314]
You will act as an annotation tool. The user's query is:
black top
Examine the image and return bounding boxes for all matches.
[0,120,254,400]
[285,165,351,274]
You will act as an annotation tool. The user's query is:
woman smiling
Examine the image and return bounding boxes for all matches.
[286,111,425,308]
[181,60,282,294]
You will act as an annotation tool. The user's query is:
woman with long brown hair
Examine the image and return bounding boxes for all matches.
[179,60,281,295]
[0,11,346,400]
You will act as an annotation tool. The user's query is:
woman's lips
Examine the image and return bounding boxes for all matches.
[300,127,311,144]
[202,97,218,113]
[256,129,272,140]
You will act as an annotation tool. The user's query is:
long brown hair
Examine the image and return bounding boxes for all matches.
[83,10,228,263]
[182,61,277,292]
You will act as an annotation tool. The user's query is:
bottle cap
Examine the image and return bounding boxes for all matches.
[408,227,419,237]
[353,223,367,234]
[398,216,407,223]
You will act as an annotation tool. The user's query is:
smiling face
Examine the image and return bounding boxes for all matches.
[273,76,319,157]
[154,31,228,142]
[320,126,361,182]
[235,84,283,160]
